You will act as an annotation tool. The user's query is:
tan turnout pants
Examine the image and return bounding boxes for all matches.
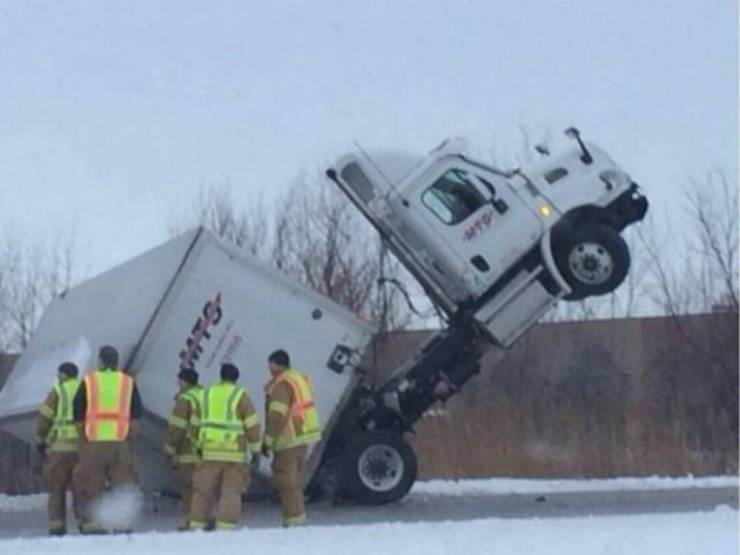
[72,441,137,530]
[271,445,308,526]
[189,461,248,529]
[42,451,80,532]
[175,463,196,529]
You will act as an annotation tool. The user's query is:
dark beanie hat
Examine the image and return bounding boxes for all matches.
[220,363,239,382]
[58,362,79,378]
[268,349,290,367]
[99,345,119,367]
[177,368,199,385]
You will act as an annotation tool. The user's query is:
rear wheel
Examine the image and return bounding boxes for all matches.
[553,223,630,300]
[340,430,418,504]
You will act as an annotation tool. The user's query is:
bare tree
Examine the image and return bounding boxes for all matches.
[0,232,79,351]
[636,169,739,432]
[272,175,400,321]
[170,180,270,258]
[638,169,738,316]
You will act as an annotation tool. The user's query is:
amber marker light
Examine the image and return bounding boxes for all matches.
[538,204,551,217]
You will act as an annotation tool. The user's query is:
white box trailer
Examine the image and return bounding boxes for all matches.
[0,228,375,494]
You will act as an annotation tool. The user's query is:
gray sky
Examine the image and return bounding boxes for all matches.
[1,0,737,275]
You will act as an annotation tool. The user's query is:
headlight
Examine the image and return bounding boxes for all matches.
[599,169,631,191]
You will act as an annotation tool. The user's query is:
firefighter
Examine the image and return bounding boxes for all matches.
[262,349,322,527]
[163,368,203,531]
[72,345,143,534]
[189,363,261,530]
[35,361,82,536]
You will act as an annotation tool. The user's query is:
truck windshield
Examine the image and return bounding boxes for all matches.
[422,169,486,225]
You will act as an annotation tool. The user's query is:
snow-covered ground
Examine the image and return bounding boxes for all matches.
[0,476,736,554]
[0,508,736,555]
[2,475,736,513]
[413,474,739,496]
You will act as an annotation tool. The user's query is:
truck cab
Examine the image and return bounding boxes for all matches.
[327,129,648,347]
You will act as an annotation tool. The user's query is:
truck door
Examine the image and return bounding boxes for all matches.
[400,161,545,297]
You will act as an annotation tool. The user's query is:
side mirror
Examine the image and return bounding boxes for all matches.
[477,177,509,215]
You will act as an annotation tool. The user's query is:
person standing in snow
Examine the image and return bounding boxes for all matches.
[262,349,321,527]
[163,368,203,530]
[189,363,261,530]
[35,361,83,536]
[72,345,143,534]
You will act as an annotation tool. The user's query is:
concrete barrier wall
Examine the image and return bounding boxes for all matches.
[391,314,738,479]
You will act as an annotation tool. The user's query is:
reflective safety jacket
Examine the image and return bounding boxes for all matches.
[36,377,82,453]
[163,384,203,464]
[264,368,321,452]
[83,370,135,442]
[193,381,261,463]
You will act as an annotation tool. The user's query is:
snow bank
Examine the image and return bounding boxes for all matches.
[2,509,737,555]
[412,475,740,496]
[0,494,46,513]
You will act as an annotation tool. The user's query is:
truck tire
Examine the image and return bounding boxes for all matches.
[341,430,418,504]
[553,223,630,300]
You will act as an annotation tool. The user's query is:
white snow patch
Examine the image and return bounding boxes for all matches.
[0,494,47,513]
[92,486,143,530]
[1,510,737,555]
[412,475,739,496]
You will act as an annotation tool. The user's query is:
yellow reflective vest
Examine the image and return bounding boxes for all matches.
[195,381,261,463]
[40,377,82,453]
[265,369,322,452]
[84,370,134,441]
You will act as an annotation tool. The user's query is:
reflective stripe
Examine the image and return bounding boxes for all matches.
[40,404,54,418]
[269,401,289,416]
[48,442,79,453]
[284,513,306,527]
[224,387,241,421]
[216,521,236,530]
[243,413,260,429]
[176,454,200,464]
[203,421,243,431]
[201,450,246,463]
[264,435,275,448]
[168,415,188,429]
[80,521,104,532]
[190,520,207,530]
[164,444,176,456]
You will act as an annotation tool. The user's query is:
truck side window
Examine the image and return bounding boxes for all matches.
[422,169,486,225]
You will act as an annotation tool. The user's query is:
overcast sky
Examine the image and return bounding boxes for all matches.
[0,0,737,275]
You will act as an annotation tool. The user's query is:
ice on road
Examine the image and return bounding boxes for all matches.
[1,508,737,555]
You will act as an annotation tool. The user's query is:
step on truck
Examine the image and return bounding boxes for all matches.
[0,128,647,505]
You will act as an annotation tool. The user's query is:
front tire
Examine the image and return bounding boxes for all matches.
[340,430,418,504]
[553,223,630,300]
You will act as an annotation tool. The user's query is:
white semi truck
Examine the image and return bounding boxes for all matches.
[0,129,647,504]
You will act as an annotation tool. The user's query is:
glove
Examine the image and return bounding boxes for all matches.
[249,454,261,471]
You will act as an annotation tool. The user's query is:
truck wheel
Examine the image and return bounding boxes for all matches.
[553,223,630,300]
[341,430,418,504]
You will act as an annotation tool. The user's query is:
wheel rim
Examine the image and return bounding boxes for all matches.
[568,242,613,285]
[358,444,404,492]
